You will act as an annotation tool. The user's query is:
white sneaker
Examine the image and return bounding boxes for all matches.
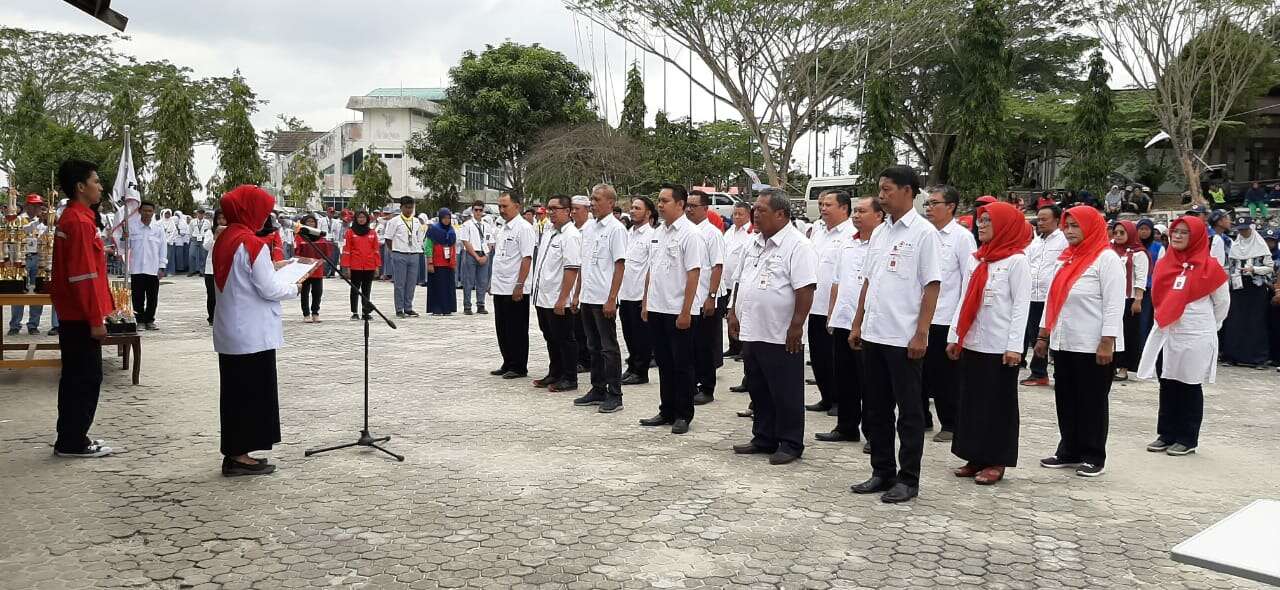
[55,442,113,458]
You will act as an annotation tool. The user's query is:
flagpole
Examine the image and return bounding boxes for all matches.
[111,126,138,285]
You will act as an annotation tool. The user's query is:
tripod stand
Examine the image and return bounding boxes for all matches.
[298,232,404,462]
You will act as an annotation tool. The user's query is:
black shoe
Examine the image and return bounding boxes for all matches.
[1040,455,1081,469]
[573,389,606,405]
[501,371,527,379]
[47,328,58,336]
[732,443,772,454]
[729,384,748,393]
[639,414,674,427]
[405,311,420,317]
[222,457,276,477]
[769,450,800,465]
[477,307,488,315]
[880,482,919,503]
[736,408,754,418]
[532,375,556,388]
[464,308,473,315]
[144,323,159,331]
[815,430,858,443]
[548,380,578,392]
[351,314,360,320]
[396,312,406,319]
[670,419,689,434]
[826,405,840,417]
[8,328,21,336]
[575,364,590,374]
[598,396,624,413]
[850,476,895,494]
[805,401,831,412]
[490,368,509,376]
[207,318,213,325]
[692,392,714,405]
[27,327,39,335]
[805,378,816,385]
[862,442,872,454]
[620,373,648,385]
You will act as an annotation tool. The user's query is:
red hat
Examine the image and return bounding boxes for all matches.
[975,195,997,205]
[25,194,44,205]
[537,206,546,214]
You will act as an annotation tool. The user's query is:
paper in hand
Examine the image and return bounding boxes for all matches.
[274,258,320,284]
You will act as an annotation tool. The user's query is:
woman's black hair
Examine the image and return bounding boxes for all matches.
[632,195,659,227]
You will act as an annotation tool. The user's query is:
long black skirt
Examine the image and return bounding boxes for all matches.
[1121,297,1141,371]
[1221,283,1271,366]
[951,349,1020,467]
[427,268,457,314]
[219,349,281,457]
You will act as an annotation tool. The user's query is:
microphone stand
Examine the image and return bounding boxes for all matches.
[297,231,404,462]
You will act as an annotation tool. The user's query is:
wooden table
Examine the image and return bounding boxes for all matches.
[0,293,142,384]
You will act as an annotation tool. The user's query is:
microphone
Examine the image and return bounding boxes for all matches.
[294,222,327,240]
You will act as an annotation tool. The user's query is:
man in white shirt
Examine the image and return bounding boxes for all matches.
[530,195,582,393]
[686,190,725,405]
[187,209,211,277]
[381,196,426,318]
[920,185,977,441]
[490,192,538,379]
[123,201,168,330]
[569,196,594,374]
[722,202,755,359]
[573,184,629,413]
[728,188,818,465]
[806,189,854,416]
[459,200,496,315]
[619,197,658,385]
[849,165,942,504]
[160,209,178,275]
[1021,204,1067,386]
[640,184,706,435]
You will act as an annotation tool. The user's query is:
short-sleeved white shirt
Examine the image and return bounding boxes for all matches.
[383,215,426,253]
[532,223,582,309]
[733,224,818,345]
[946,254,1032,354]
[645,216,707,315]
[933,219,978,326]
[695,218,726,299]
[810,218,854,317]
[1026,229,1068,302]
[723,223,755,289]
[619,223,656,302]
[828,224,881,330]
[490,215,537,295]
[578,214,628,305]
[861,208,944,347]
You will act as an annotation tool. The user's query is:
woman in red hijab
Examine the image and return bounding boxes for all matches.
[944,202,1032,485]
[1109,220,1150,381]
[212,185,301,477]
[1136,216,1229,457]
[1032,206,1127,478]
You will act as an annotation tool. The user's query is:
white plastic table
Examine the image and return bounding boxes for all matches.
[1172,499,1280,587]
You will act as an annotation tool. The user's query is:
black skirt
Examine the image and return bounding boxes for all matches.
[1221,283,1271,366]
[951,349,1020,467]
[218,349,281,457]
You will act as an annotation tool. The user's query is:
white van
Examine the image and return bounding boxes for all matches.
[799,175,861,221]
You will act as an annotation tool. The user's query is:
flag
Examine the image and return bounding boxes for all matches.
[110,127,142,236]
[1144,130,1171,149]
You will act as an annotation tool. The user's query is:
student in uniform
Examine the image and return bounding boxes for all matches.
[459,200,494,315]
[1109,220,1149,381]
[531,195,582,393]
[382,196,426,318]
[1138,216,1229,457]
[1020,205,1067,386]
[619,196,658,385]
[203,210,229,325]
[293,214,333,322]
[849,165,942,504]
[1034,205,1126,478]
[1220,217,1274,367]
[490,192,538,379]
[573,184,629,413]
[686,190,725,405]
[920,185,977,441]
[729,188,818,465]
[123,200,167,330]
[424,208,458,316]
[341,211,381,320]
[188,210,211,277]
[640,183,706,435]
[947,202,1032,485]
[805,189,854,416]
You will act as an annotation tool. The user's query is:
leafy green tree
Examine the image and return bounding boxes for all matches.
[619,64,646,140]
[0,75,48,187]
[640,112,706,190]
[283,151,320,208]
[1061,50,1115,194]
[351,152,392,212]
[215,74,267,193]
[698,119,761,189]
[99,88,144,196]
[854,77,898,194]
[12,121,108,196]
[149,80,200,211]
[947,0,1012,198]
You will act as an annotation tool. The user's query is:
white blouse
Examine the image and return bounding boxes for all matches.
[213,245,300,355]
[947,254,1032,354]
[1040,250,1127,354]
[1137,281,1230,385]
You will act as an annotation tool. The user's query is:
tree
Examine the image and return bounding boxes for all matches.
[0,75,48,188]
[407,42,595,198]
[149,80,200,211]
[640,111,706,190]
[215,74,267,193]
[1097,0,1278,204]
[526,124,641,196]
[283,151,320,208]
[853,77,898,193]
[1060,51,1116,194]
[618,64,646,140]
[12,121,108,195]
[99,88,145,196]
[351,151,392,212]
[947,0,1012,198]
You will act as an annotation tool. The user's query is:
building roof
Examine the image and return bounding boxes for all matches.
[266,131,327,154]
[365,87,447,101]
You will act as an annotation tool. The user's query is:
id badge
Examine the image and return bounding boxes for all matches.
[983,289,996,306]
[444,247,452,260]
[1173,275,1186,290]
[887,254,900,273]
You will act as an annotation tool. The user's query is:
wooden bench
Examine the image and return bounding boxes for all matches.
[0,293,142,385]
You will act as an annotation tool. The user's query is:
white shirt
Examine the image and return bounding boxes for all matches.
[174,217,190,246]
[1210,233,1227,267]
[122,219,168,275]
[19,216,46,254]
[213,244,299,355]
[723,223,755,289]
[578,214,628,305]
[733,224,818,344]
[1026,229,1068,302]
[828,224,881,331]
[946,254,1032,354]
[1119,250,1150,298]
[490,215,538,295]
[619,223,656,302]
[1137,281,1231,385]
[1039,250,1127,353]
[460,217,496,254]
[532,223,582,308]
[189,218,211,244]
[933,219,978,326]
[203,229,217,274]
[695,218,726,299]
[860,208,944,347]
[810,218,854,317]
[383,214,426,253]
[645,216,707,315]
[327,218,346,247]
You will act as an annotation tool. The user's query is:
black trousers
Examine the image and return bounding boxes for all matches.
[1022,301,1049,377]
[649,312,696,422]
[1052,350,1112,466]
[55,321,103,453]
[574,309,591,370]
[218,349,281,457]
[1157,360,1204,449]
[493,294,530,374]
[862,341,926,487]
[300,277,323,315]
[744,341,806,456]
[349,269,375,315]
[694,309,722,395]
[581,303,622,395]
[1120,298,1140,371]
[619,299,652,378]
[130,273,159,323]
[724,289,741,356]
[536,306,578,384]
[921,324,959,431]
[808,315,835,406]
[204,274,216,322]
[830,327,863,439]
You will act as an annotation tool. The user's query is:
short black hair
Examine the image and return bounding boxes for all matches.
[858,195,884,215]
[398,196,415,206]
[926,185,961,215]
[879,165,920,194]
[821,189,852,214]
[471,199,485,209]
[612,206,623,215]
[501,191,523,205]
[550,195,572,209]
[1038,204,1062,220]
[632,195,659,227]
[660,183,688,204]
[139,200,157,210]
[688,189,709,206]
[57,159,98,200]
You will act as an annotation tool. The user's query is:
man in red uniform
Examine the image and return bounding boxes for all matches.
[50,159,115,458]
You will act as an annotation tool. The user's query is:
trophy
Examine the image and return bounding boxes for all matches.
[105,280,137,334]
[33,210,54,293]
[0,215,26,293]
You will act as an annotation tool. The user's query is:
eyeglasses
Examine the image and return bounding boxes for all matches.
[545,205,567,211]
[924,200,946,208]
[684,204,706,210]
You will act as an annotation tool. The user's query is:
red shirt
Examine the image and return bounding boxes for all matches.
[341,229,382,271]
[265,232,284,261]
[50,201,114,327]
[293,235,333,279]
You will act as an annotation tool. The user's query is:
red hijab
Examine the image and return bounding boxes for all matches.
[213,185,275,290]
[1151,216,1227,327]
[954,202,1031,346]
[1110,219,1148,291]
[1043,206,1110,334]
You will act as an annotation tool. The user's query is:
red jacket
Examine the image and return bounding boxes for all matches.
[265,231,284,262]
[341,229,382,271]
[293,235,333,279]
[51,201,114,327]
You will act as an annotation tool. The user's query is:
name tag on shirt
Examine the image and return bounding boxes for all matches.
[1173,275,1186,290]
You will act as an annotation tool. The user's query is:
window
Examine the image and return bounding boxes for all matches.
[341,148,365,175]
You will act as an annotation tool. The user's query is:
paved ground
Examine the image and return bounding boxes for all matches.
[1,275,1277,590]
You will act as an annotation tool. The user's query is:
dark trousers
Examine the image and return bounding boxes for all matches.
[204,274,216,322]
[349,269,375,315]
[300,278,323,316]
[862,341,926,487]
[574,309,591,371]
[1052,350,1112,466]
[536,306,578,384]
[493,294,530,374]
[619,299,652,379]
[724,289,742,356]
[130,273,160,324]
[581,303,623,396]
[694,309,722,395]
[922,324,959,431]
[1120,298,1140,371]
[1022,301,1049,377]
[744,341,806,456]
[830,327,863,439]
[1157,374,1203,449]
[649,312,696,422]
[808,315,835,406]
[54,321,103,453]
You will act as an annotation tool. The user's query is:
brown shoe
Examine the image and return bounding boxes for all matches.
[1020,376,1049,387]
[953,463,981,478]
[975,466,1005,485]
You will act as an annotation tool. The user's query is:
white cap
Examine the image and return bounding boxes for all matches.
[571,195,590,206]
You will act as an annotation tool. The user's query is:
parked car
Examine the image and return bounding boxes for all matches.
[705,191,746,220]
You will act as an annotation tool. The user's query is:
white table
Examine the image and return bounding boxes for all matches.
[1172,499,1280,587]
